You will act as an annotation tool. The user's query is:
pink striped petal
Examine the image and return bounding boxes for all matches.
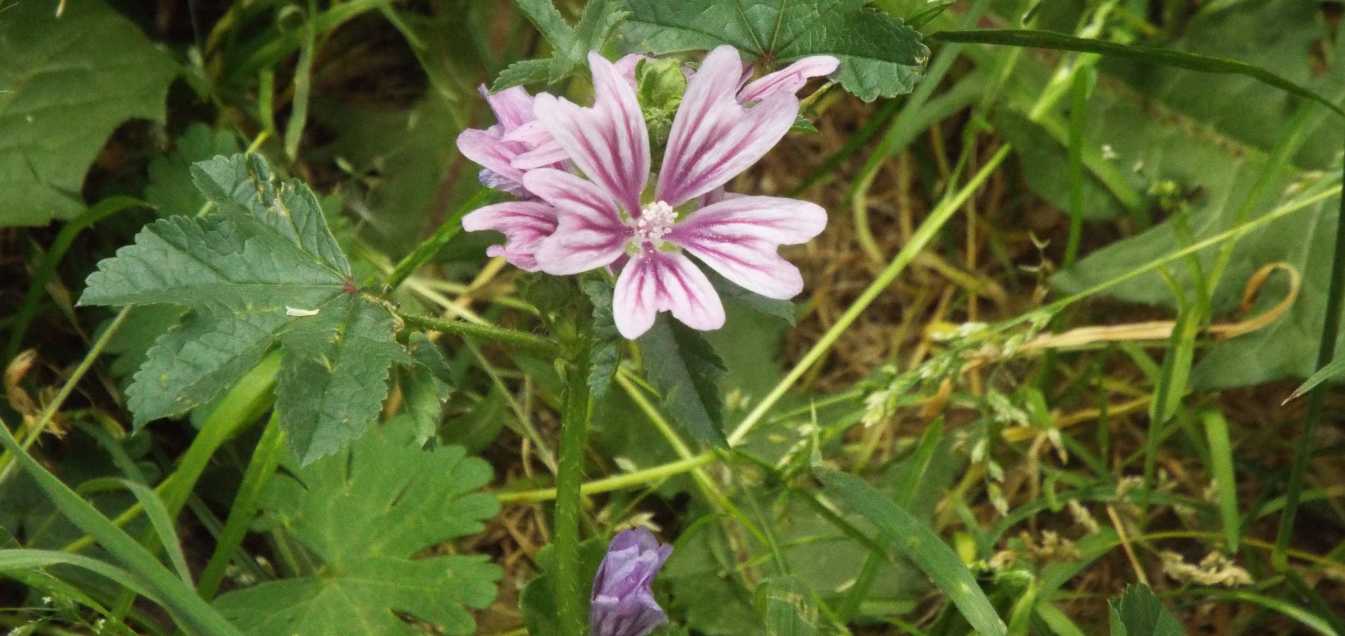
[461,201,558,271]
[480,85,534,130]
[613,250,725,339]
[657,46,800,207]
[533,52,650,213]
[666,196,826,299]
[456,128,527,196]
[737,56,839,103]
[527,169,633,275]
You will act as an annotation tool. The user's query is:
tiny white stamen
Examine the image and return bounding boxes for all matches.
[634,200,677,243]
[286,306,320,317]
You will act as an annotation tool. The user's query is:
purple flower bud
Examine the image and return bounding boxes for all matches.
[589,528,673,636]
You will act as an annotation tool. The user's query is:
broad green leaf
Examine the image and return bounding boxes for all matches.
[1108,584,1184,636]
[756,576,821,636]
[0,0,178,226]
[817,469,1007,636]
[1047,0,1345,388]
[145,125,242,217]
[638,317,728,446]
[214,417,501,635]
[81,153,405,463]
[582,277,621,400]
[623,0,930,101]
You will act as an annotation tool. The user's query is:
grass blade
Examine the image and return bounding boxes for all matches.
[198,411,286,599]
[929,29,1345,117]
[817,468,1007,636]
[0,548,163,608]
[78,477,193,585]
[0,418,242,635]
[1200,409,1240,552]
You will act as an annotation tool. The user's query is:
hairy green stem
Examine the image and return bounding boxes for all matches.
[1275,141,1345,570]
[552,346,592,635]
[384,189,494,291]
[397,310,559,355]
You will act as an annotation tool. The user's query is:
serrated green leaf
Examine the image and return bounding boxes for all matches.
[214,417,501,635]
[145,125,242,218]
[0,0,178,226]
[191,154,351,276]
[581,277,621,400]
[1108,584,1184,636]
[127,306,286,426]
[492,58,556,91]
[512,0,577,54]
[400,334,454,445]
[573,0,629,60]
[817,469,1007,636]
[81,153,406,462]
[707,271,797,326]
[623,0,929,101]
[276,295,409,464]
[638,317,728,446]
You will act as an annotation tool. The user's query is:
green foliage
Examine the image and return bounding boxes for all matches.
[582,277,622,400]
[214,416,501,635]
[495,0,630,90]
[755,576,822,635]
[624,0,930,101]
[817,469,1007,636]
[638,317,728,446]
[1048,0,1345,388]
[145,125,243,218]
[518,536,609,636]
[1108,584,1184,636]
[0,0,178,226]
[80,154,410,464]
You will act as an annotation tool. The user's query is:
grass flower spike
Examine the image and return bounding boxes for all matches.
[589,528,672,636]
[530,46,832,338]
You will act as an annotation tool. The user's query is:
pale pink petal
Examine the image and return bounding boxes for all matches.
[456,128,527,196]
[480,85,533,130]
[512,140,570,170]
[657,46,800,207]
[613,53,646,86]
[612,249,725,338]
[461,201,558,271]
[533,52,650,213]
[666,196,826,299]
[737,56,839,103]
[526,169,632,275]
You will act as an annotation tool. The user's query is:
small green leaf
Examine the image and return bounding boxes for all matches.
[817,469,1007,636]
[400,335,454,445]
[582,277,621,400]
[512,0,577,54]
[623,0,929,101]
[1108,584,1184,636]
[0,0,178,226]
[708,271,797,326]
[492,58,555,91]
[214,417,501,635]
[638,317,728,446]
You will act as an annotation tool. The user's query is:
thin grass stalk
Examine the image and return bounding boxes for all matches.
[1274,140,1345,570]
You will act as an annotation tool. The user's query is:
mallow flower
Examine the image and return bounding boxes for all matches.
[589,528,672,636]
[528,45,832,338]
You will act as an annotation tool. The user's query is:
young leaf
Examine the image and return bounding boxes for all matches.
[817,469,1007,636]
[1108,584,1184,636]
[80,153,405,464]
[638,317,728,446]
[623,0,930,101]
[213,417,501,635]
[582,277,622,400]
[493,0,629,90]
[0,0,178,226]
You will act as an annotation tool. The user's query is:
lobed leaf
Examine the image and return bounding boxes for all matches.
[623,0,929,101]
[214,417,501,634]
[638,317,728,446]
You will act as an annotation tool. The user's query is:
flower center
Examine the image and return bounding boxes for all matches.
[633,200,676,244]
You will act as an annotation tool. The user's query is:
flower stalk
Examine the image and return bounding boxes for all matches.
[553,340,593,635]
